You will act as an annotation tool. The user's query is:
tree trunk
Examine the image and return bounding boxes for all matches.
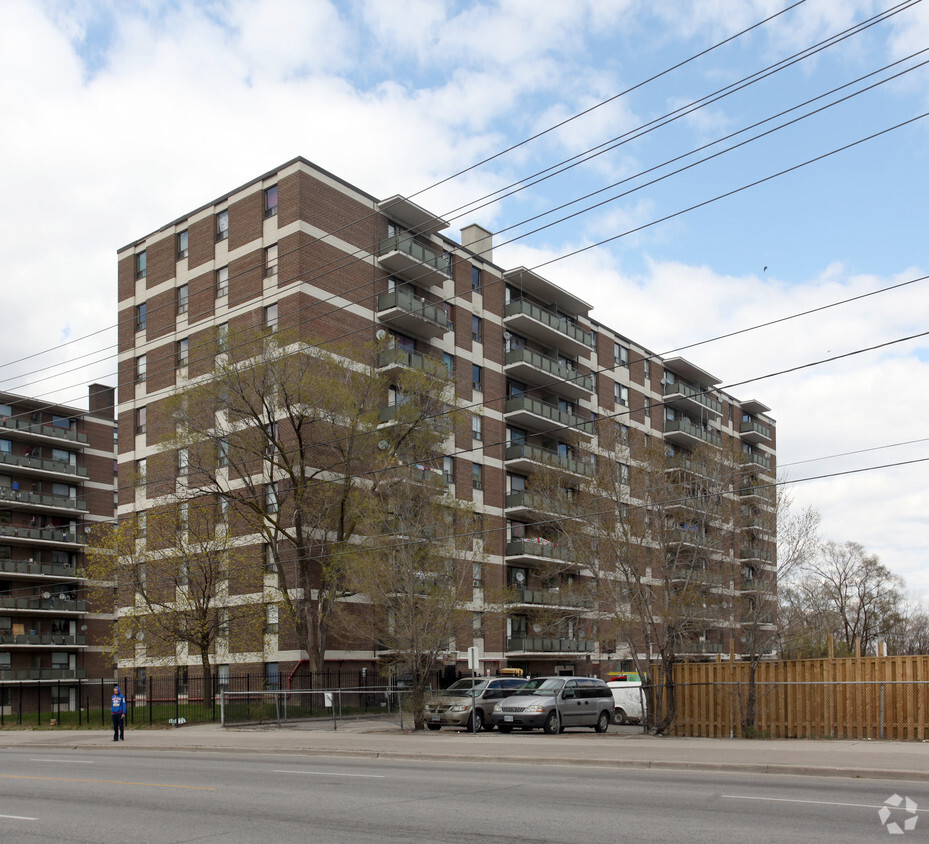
[199,648,213,709]
[741,660,759,734]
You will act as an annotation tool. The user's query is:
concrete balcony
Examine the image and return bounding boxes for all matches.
[0,668,88,681]
[663,418,721,449]
[505,637,595,654]
[0,596,86,613]
[503,298,593,357]
[504,491,576,522]
[377,347,448,379]
[376,289,451,339]
[0,559,81,580]
[663,381,722,417]
[740,419,772,444]
[504,395,593,438]
[504,442,592,477]
[504,348,594,400]
[740,545,774,564]
[377,235,450,286]
[0,451,88,481]
[0,488,88,514]
[505,537,573,565]
[0,633,87,647]
[509,586,594,609]
[0,524,87,547]
[740,452,772,472]
[0,417,88,446]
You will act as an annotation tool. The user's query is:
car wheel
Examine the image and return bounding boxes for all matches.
[467,710,484,732]
[543,711,561,735]
[426,723,441,731]
[497,725,513,733]
[614,708,627,725]
[595,710,611,733]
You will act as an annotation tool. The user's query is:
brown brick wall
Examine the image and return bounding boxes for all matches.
[146,233,176,290]
[188,215,215,270]
[228,191,263,251]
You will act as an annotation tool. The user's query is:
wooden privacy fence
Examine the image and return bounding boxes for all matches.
[652,654,929,739]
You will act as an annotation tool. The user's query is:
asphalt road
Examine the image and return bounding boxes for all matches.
[2,748,926,842]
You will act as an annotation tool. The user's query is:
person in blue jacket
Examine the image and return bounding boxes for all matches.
[111,685,126,741]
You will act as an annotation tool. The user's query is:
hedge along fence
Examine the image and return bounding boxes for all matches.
[651,654,929,740]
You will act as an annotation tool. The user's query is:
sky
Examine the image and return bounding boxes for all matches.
[1,0,927,596]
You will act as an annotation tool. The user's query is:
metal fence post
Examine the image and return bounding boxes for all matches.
[220,690,225,727]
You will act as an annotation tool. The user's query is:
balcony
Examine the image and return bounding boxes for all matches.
[740,545,774,564]
[505,491,575,522]
[377,235,450,286]
[0,487,88,514]
[503,298,593,357]
[740,452,772,472]
[669,564,727,586]
[681,641,725,655]
[0,596,86,613]
[0,417,87,446]
[740,419,772,444]
[663,418,721,449]
[504,442,592,477]
[505,637,595,654]
[377,347,448,379]
[0,633,86,647]
[376,289,451,339]
[505,537,573,565]
[510,586,594,609]
[504,348,594,399]
[0,451,88,480]
[0,668,88,681]
[504,395,593,438]
[0,524,87,547]
[0,559,81,580]
[663,381,722,417]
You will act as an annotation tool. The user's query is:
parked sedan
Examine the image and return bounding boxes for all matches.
[490,676,614,734]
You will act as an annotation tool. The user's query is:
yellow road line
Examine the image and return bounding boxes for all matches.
[0,774,214,790]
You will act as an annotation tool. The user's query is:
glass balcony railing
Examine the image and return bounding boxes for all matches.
[377,347,448,378]
[504,442,592,476]
[377,235,450,277]
[504,395,593,434]
[0,487,87,511]
[740,419,772,440]
[740,545,773,563]
[663,381,722,415]
[504,298,593,349]
[377,289,451,331]
[0,524,86,544]
[0,559,81,578]
[504,348,594,393]
[0,451,88,477]
[505,637,595,653]
[505,537,573,563]
[664,418,722,447]
[740,452,771,470]
[0,668,88,680]
[510,587,594,608]
[0,417,87,444]
[0,596,86,612]
[0,632,86,646]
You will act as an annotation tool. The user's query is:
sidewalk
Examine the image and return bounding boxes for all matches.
[2,720,928,782]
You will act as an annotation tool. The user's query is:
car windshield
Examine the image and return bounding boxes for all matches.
[517,678,565,696]
[442,679,489,696]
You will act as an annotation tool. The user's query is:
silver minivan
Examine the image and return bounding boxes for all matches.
[490,676,614,734]
[424,677,527,731]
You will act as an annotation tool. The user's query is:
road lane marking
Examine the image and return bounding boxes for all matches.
[0,814,37,820]
[273,770,385,778]
[31,759,95,764]
[723,795,929,812]
[0,774,213,791]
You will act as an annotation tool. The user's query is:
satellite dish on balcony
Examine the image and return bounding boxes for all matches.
[42,592,51,600]
[532,624,542,633]
[376,329,387,340]
[59,593,67,601]
[81,624,87,631]
[377,440,390,451]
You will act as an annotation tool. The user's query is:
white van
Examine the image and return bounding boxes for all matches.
[606,672,647,725]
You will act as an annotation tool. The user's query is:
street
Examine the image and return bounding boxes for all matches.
[1,748,926,842]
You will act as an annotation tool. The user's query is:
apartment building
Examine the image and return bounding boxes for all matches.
[0,386,117,707]
[116,157,776,682]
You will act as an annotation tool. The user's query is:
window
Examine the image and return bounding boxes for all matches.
[0,652,10,671]
[135,406,147,435]
[218,496,229,523]
[472,364,482,392]
[216,266,228,298]
[266,482,279,514]
[264,303,278,332]
[264,185,278,218]
[136,303,147,332]
[471,314,482,343]
[443,352,454,375]
[614,343,628,367]
[472,462,482,490]
[176,338,189,368]
[264,662,280,690]
[217,438,228,468]
[135,355,147,382]
[443,455,454,484]
[471,265,481,291]
[177,448,189,476]
[135,251,147,279]
[264,542,278,573]
[217,664,229,686]
[217,322,229,352]
[52,448,76,466]
[264,244,278,277]
[618,462,629,485]
[136,458,146,486]
[644,397,651,417]
[179,501,189,531]
[177,230,188,260]
[216,210,229,241]
[52,482,76,500]
[471,414,482,441]
[266,604,279,634]
[177,284,189,316]
[615,384,628,406]
[218,609,229,637]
